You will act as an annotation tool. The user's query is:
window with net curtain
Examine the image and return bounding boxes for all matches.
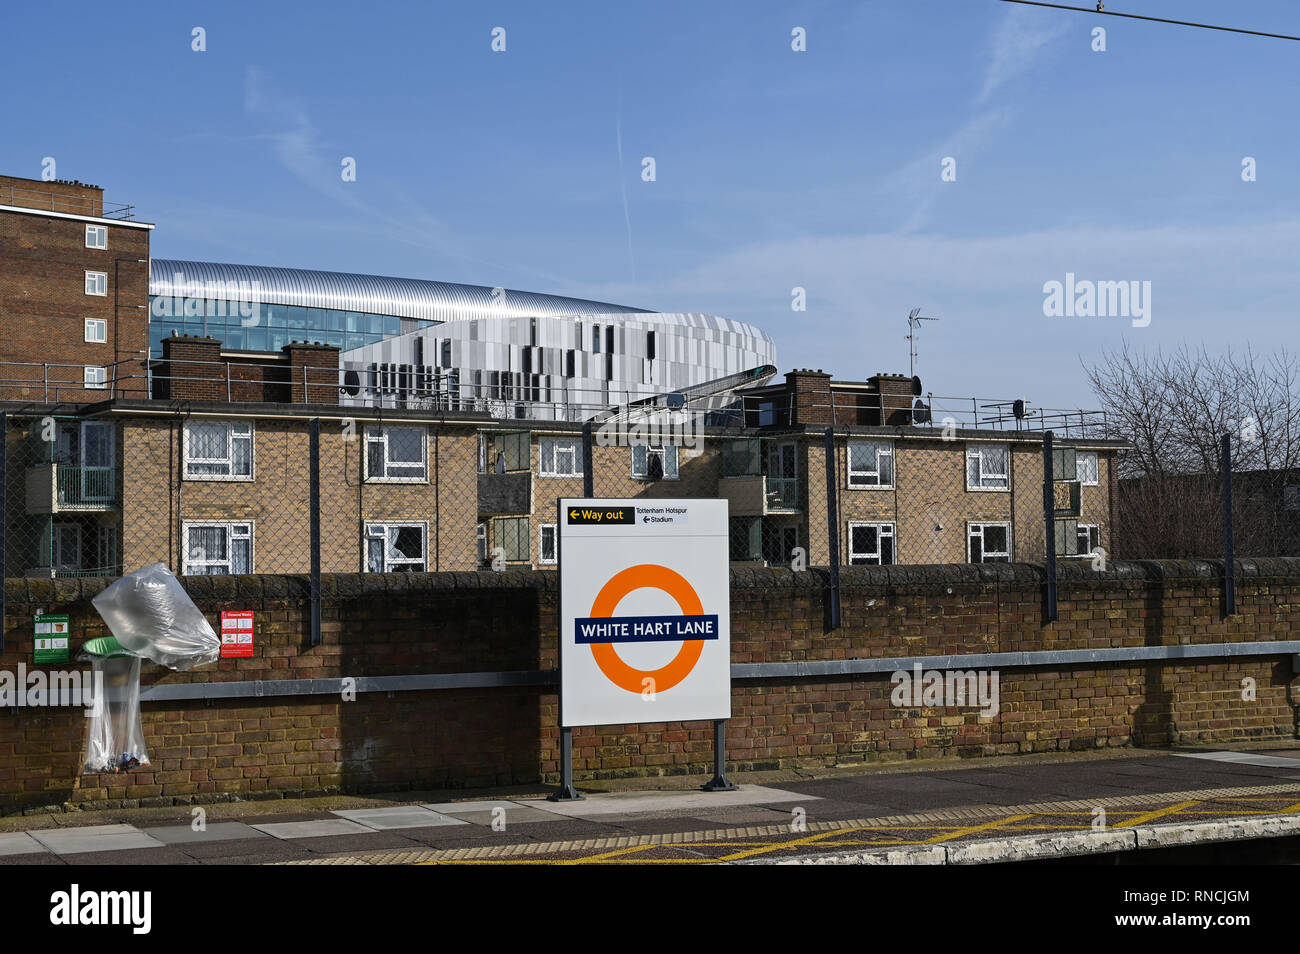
[186,421,252,478]
[848,440,894,487]
[966,444,1009,490]
[185,523,251,574]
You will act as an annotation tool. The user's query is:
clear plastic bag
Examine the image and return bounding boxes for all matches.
[81,655,150,774]
[81,563,220,774]
[91,562,220,671]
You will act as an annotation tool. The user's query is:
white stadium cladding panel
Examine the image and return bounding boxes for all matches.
[148,260,777,418]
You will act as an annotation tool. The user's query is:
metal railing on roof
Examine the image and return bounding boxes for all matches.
[0,183,135,219]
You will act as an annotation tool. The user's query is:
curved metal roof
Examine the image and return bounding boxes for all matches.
[150,259,650,323]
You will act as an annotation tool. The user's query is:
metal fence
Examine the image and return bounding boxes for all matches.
[0,404,1274,651]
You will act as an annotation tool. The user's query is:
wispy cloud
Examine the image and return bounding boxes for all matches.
[237,67,585,288]
[978,6,1071,104]
[615,83,637,282]
[880,7,1070,233]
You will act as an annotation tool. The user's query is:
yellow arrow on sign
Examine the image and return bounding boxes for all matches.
[569,509,580,520]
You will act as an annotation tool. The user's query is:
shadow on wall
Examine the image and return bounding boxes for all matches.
[335,582,548,793]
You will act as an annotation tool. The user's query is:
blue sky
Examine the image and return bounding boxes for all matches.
[3,0,1298,409]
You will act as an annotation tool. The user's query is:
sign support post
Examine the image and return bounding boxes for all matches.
[545,435,598,802]
[702,719,736,791]
[550,725,583,801]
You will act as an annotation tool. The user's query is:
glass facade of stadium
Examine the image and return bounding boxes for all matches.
[146,259,777,416]
[147,297,430,357]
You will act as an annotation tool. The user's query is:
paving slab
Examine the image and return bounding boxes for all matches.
[1174,751,1300,769]
[422,800,572,823]
[251,819,375,840]
[0,832,48,856]
[144,822,268,844]
[31,824,164,855]
[333,806,468,830]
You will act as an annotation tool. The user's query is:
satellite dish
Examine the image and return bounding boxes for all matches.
[666,393,685,409]
[342,369,361,397]
[911,376,923,397]
[912,399,931,424]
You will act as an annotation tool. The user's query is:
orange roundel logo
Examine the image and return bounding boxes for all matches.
[587,563,706,694]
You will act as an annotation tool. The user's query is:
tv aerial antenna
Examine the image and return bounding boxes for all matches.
[906,308,940,378]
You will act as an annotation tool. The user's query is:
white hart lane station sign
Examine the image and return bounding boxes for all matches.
[558,498,731,728]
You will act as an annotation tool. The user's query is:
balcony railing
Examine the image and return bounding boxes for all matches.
[26,464,117,513]
[765,476,799,511]
[720,475,802,515]
[58,466,115,506]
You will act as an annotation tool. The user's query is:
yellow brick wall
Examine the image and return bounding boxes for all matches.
[120,416,480,575]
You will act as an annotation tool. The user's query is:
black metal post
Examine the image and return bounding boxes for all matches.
[1222,433,1235,615]
[581,420,594,498]
[823,427,841,630]
[549,723,584,801]
[702,719,737,791]
[549,495,583,802]
[1043,431,1058,623]
[309,418,321,646]
[0,411,6,652]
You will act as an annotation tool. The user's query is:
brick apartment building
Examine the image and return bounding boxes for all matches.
[476,379,1120,572]
[0,175,153,401]
[0,174,1122,579]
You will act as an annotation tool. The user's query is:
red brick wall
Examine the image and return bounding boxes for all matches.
[0,205,151,402]
[284,343,339,405]
[154,338,339,404]
[0,562,1297,812]
[0,176,103,217]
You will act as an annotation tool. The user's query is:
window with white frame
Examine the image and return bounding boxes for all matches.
[848,439,894,488]
[184,522,252,575]
[966,444,1010,490]
[84,318,107,343]
[1077,451,1099,485]
[365,523,426,572]
[83,366,107,389]
[1077,523,1101,556]
[539,524,557,564]
[539,436,582,477]
[968,522,1011,563]
[364,425,426,481]
[185,420,253,479]
[85,225,107,249]
[631,443,679,479]
[84,271,107,296]
[848,522,895,565]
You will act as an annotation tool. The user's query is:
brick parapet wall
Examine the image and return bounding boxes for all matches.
[1,560,1297,812]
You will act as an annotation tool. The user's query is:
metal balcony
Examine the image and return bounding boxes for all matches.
[720,475,801,516]
[25,465,117,514]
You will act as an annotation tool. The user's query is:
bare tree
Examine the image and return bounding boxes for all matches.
[1083,343,1300,558]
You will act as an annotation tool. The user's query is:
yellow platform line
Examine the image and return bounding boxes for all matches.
[717,825,869,862]
[922,813,1034,844]
[1112,799,1200,827]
